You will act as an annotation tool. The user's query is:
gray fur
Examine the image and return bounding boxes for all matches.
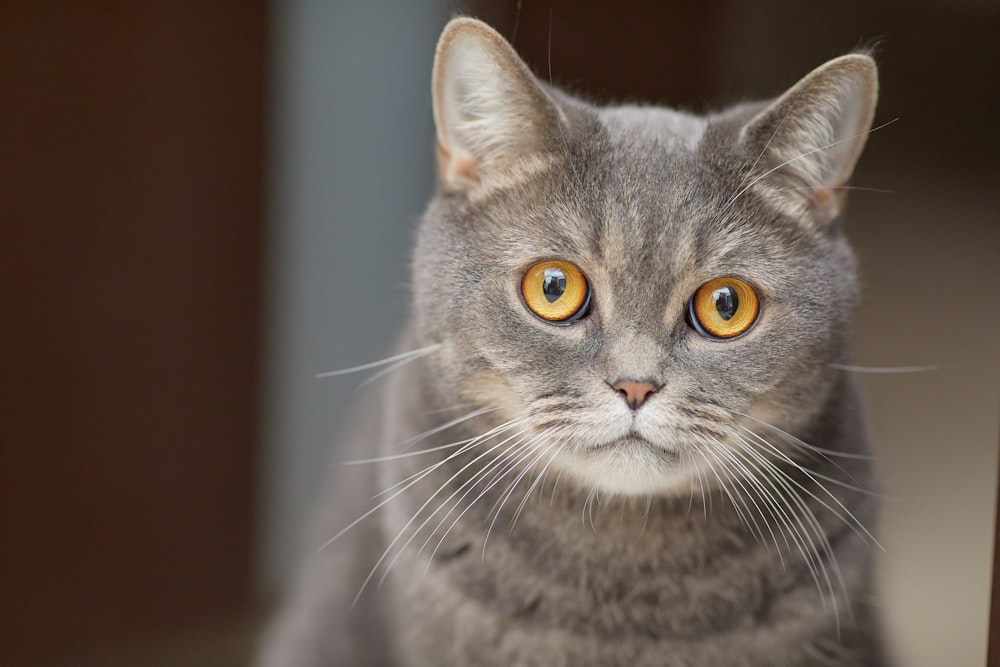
[261,18,888,667]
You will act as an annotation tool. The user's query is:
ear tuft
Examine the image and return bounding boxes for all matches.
[432,18,562,193]
[740,54,879,222]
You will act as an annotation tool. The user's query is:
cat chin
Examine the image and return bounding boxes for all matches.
[549,443,696,497]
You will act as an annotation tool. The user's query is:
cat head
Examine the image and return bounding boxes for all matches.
[412,18,878,496]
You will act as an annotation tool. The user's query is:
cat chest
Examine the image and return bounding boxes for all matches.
[380,527,850,667]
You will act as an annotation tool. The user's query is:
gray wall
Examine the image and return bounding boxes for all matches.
[259,0,444,593]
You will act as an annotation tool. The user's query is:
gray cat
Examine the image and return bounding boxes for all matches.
[261,17,888,667]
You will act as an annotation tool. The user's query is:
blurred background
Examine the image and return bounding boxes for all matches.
[2,1,997,665]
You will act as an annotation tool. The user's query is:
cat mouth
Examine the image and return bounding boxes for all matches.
[588,431,677,459]
[622,431,652,446]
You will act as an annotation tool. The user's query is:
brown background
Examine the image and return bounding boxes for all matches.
[0,3,264,664]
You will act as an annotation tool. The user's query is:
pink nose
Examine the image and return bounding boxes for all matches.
[611,380,659,411]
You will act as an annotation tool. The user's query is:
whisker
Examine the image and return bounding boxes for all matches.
[691,451,712,519]
[582,484,599,531]
[710,438,788,565]
[546,8,553,84]
[774,185,894,196]
[352,426,533,605]
[395,405,504,453]
[422,401,479,416]
[734,418,869,491]
[315,344,441,378]
[738,413,879,462]
[341,438,480,466]
[733,435,844,629]
[686,460,697,518]
[549,464,566,505]
[829,363,942,374]
[736,424,885,499]
[355,357,426,389]
[635,493,653,544]
[422,435,544,567]
[400,431,540,577]
[369,417,527,500]
[317,418,526,555]
[483,436,560,553]
[692,445,753,538]
[724,117,898,210]
[702,441,769,546]
[740,429,883,551]
[727,446,801,566]
[508,436,565,533]
[339,407,502,466]
[739,85,806,193]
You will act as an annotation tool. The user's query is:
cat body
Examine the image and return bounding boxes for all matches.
[261,18,887,667]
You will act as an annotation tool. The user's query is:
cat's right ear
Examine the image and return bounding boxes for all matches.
[738,54,879,225]
[432,18,563,194]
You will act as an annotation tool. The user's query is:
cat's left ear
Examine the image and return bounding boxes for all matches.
[740,54,878,224]
[432,18,565,194]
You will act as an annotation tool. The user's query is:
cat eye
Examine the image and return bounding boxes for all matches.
[688,277,759,339]
[520,260,591,324]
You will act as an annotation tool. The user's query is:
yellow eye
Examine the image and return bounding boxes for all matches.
[521,260,591,323]
[689,277,759,339]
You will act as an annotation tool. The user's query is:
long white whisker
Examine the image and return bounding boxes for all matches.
[734,435,843,629]
[634,493,653,544]
[711,438,787,565]
[693,445,752,536]
[342,438,483,466]
[702,441,768,546]
[352,426,533,605]
[421,435,542,568]
[355,357,428,389]
[393,405,503,453]
[727,444,802,568]
[775,185,894,196]
[315,344,441,378]
[582,484,598,531]
[738,413,879,462]
[508,436,565,533]
[686,459,697,518]
[740,428,883,551]
[483,435,559,554]
[724,117,898,209]
[829,363,942,374]
[341,408,502,467]
[393,431,537,578]
[317,417,525,554]
[549,464,566,505]
[369,417,526,500]
[689,451,711,519]
[739,86,806,192]
[422,401,479,416]
[734,416,874,492]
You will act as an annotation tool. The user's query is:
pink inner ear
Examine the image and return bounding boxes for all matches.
[436,141,481,190]
[812,187,835,209]
[450,154,480,187]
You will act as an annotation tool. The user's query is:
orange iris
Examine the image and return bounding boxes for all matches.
[521,260,590,323]
[690,277,759,339]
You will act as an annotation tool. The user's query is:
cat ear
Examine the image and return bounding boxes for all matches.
[432,18,563,193]
[739,54,878,223]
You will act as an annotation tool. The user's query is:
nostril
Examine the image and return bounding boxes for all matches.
[610,379,660,411]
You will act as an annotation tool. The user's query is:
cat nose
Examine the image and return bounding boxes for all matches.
[610,379,660,411]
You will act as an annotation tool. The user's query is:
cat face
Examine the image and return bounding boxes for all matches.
[413,19,876,496]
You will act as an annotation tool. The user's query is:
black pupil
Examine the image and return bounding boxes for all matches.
[542,268,567,303]
[712,286,738,321]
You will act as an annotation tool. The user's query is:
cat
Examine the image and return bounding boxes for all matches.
[260,16,889,667]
